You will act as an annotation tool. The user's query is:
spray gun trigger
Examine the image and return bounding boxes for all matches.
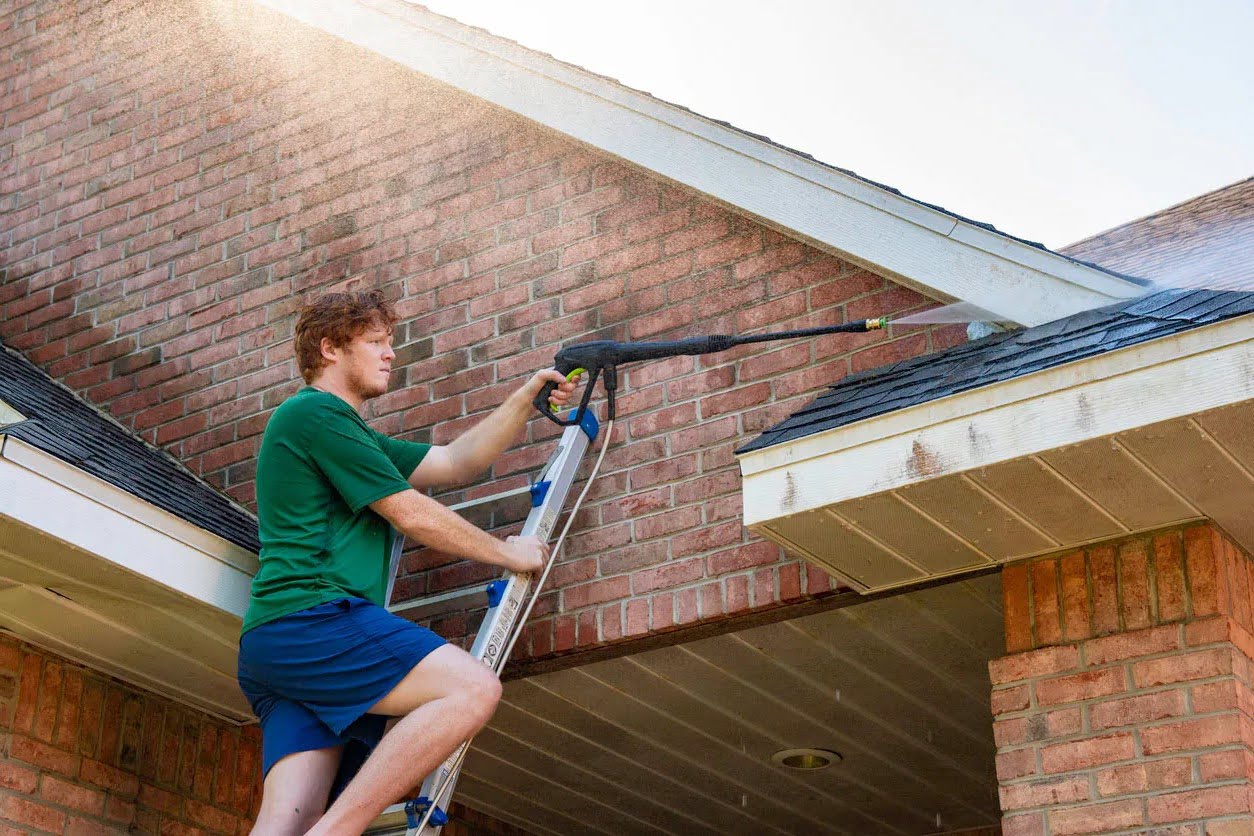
[549,367,588,412]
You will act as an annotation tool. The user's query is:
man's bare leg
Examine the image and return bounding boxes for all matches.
[303,645,502,836]
[249,745,344,836]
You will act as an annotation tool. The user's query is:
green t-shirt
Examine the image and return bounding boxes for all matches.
[242,387,430,634]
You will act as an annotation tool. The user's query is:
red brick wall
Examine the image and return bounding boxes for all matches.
[0,635,261,834]
[1,0,960,665]
[0,634,533,835]
[992,525,1254,834]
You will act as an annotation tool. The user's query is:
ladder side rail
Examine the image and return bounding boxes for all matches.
[398,420,596,836]
[470,423,591,667]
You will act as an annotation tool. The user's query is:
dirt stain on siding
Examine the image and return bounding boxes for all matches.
[908,440,942,478]
[781,470,799,512]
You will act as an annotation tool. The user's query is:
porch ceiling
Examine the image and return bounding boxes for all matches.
[371,573,1005,836]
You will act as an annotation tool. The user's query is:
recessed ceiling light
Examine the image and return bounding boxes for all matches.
[771,748,842,770]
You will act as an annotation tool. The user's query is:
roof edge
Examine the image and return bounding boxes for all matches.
[1,436,259,576]
[255,0,1145,326]
[737,313,1252,495]
[0,340,259,532]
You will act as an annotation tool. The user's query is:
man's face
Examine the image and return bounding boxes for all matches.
[340,324,395,399]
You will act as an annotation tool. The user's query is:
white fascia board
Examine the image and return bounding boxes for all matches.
[0,437,255,617]
[738,315,1254,527]
[252,0,1143,326]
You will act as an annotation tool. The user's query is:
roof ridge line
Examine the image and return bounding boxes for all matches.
[400,0,1146,286]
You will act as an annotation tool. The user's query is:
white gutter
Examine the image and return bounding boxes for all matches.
[252,0,1144,326]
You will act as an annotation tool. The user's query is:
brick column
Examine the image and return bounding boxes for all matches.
[992,524,1254,835]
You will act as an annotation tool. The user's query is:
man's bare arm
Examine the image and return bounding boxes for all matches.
[370,489,545,574]
[407,370,577,490]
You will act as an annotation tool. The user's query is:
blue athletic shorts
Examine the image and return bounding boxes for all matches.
[237,597,447,784]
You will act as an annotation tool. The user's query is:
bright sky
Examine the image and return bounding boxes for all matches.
[417,0,1252,250]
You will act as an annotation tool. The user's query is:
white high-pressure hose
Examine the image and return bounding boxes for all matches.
[411,419,616,834]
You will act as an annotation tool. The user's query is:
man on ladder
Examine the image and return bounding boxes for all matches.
[236,290,581,836]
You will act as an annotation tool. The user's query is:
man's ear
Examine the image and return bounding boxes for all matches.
[319,337,340,364]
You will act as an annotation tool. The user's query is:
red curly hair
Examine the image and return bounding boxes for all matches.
[294,290,399,383]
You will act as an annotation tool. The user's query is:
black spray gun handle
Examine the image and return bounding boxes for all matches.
[531,341,622,427]
[532,319,887,427]
[532,336,735,427]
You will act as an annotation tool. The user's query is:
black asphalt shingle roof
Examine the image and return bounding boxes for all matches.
[1061,177,1253,291]
[0,342,260,553]
[737,289,1254,454]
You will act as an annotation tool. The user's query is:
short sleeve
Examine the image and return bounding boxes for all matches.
[371,431,431,481]
[303,402,414,513]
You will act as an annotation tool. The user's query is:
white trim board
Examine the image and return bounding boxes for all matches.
[0,399,23,426]
[0,436,256,616]
[738,314,1254,527]
[252,0,1144,326]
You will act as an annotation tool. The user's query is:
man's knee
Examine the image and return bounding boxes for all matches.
[456,666,502,726]
[368,645,502,718]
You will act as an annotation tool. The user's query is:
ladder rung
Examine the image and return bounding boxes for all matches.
[384,487,529,621]
[364,802,408,834]
[387,582,492,621]
[447,484,530,512]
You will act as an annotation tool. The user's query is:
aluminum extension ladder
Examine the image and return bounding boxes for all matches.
[366,410,600,835]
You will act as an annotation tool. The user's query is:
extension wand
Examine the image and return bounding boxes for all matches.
[533,317,888,426]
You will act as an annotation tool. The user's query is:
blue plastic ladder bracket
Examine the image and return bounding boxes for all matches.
[571,408,599,442]
[528,480,551,507]
[405,797,448,828]
[485,579,507,609]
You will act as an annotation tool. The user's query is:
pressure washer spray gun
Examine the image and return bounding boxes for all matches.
[533,317,889,425]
